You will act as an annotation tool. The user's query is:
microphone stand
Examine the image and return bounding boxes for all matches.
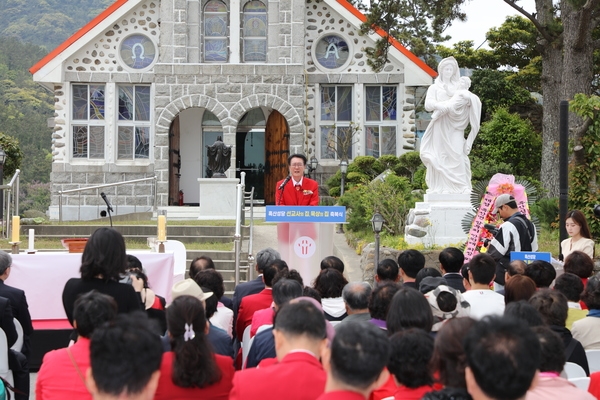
[278,176,290,205]
[101,192,114,227]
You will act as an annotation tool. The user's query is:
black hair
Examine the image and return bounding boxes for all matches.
[505,200,518,209]
[431,317,477,388]
[529,289,568,327]
[504,300,544,328]
[342,282,372,311]
[437,291,458,313]
[397,250,425,278]
[272,279,303,307]
[189,256,215,279]
[554,273,584,303]
[273,300,326,341]
[524,260,556,288]
[73,290,117,338]
[368,282,400,321]
[581,274,600,309]
[272,268,304,287]
[376,259,399,281]
[464,316,540,400]
[439,247,464,273]
[388,329,434,388]
[80,227,128,281]
[564,251,595,279]
[330,322,390,390]
[302,286,322,303]
[194,269,225,300]
[320,256,345,274]
[287,153,307,165]
[461,263,470,281]
[201,286,218,319]
[167,295,221,388]
[263,263,282,288]
[387,287,433,334]
[532,326,566,373]
[415,268,442,290]
[126,255,143,271]
[90,312,162,396]
[313,268,348,299]
[468,253,496,285]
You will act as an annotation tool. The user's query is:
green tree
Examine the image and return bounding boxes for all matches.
[0,132,24,179]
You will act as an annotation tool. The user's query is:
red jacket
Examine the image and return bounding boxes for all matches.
[316,391,366,400]
[275,177,319,205]
[230,352,326,399]
[235,288,273,341]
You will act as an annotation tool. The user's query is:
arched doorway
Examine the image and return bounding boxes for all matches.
[236,108,267,200]
[264,110,289,205]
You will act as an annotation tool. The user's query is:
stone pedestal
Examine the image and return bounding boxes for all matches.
[405,193,472,247]
[197,178,238,219]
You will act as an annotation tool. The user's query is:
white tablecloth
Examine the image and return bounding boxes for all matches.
[7,251,175,320]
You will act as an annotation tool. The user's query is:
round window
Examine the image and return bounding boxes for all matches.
[314,35,350,70]
[119,35,157,70]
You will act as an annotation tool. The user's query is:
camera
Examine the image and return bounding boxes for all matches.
[119,268,148,288]
[594,205,600,218]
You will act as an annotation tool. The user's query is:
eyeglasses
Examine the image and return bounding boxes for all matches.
[290,163,305,167]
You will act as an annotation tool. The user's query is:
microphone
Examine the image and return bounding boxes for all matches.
[100,192,114,213]
[278,175,291,190]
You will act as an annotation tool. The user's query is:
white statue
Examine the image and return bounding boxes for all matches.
[420,57,482,194]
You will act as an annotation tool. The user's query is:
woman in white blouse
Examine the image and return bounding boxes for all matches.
[561,210,594,260]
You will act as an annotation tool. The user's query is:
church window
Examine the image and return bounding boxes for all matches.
[365,86,398,157]
[119,35,156,70]
[314,35,350,70]
[117,85,151,160]
[72,84,105,159]
[204,0,229,62]
[320,86,353,160]
[242,1,267,62]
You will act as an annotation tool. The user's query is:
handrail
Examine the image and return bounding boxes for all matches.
[234,173,246,287]
[0,169,20,239]
[58,176,157,222]
[243,187,255,281]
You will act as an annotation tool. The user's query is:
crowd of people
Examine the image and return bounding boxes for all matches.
[0,202,586,400]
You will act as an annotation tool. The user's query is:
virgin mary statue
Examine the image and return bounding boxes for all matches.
[420,57,482,194]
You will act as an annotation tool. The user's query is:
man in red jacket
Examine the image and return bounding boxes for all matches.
[276,154,319,205]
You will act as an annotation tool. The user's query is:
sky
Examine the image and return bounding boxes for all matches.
[444,0,537,48]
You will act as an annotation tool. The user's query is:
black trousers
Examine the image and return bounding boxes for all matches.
[8,349,29,400]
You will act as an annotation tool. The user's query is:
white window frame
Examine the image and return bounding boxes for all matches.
[318,85,354,161]
[116,84,153,162]
[364,85,399,158]
[70,83,106,161]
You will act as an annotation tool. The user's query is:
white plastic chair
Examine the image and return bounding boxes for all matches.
[562,362,587,379]
[11,319,23,352]
[569,377,591,391]
[0,328,14,387]
[586,349,600,373]
[241,325,253,369]
[256,324,272,335]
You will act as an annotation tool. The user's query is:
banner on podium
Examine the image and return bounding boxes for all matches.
[266,206,346,223]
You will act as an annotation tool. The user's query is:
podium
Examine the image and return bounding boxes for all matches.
[266,206,346,285]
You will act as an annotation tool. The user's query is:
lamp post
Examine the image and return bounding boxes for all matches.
[371,212,384,269]
[0,147,6,222]
[337,159,349,234]
[309,156,318,179]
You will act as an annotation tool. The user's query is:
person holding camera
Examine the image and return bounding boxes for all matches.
[486,194,538,290]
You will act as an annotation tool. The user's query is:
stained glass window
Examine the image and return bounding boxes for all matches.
[315,35,350,70]
[243,1,267,62]
[117,85,151,160]
[204,1,229,62]
[320,86,353,160]
[365,86,398,158]
[72,84,105,159]
[119,35,156,70]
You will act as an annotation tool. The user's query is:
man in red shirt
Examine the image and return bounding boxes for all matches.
[275,154,319,205]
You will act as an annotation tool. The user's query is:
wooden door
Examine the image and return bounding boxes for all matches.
[168,116,181,205]
[264,111,289,205]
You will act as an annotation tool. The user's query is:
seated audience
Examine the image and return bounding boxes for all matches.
[526,326,595,400]
[37,291,117,400]
[423,317,477,400]
[461,253,505,319]
[313,268,349,322]
[195,269,233,337]
[398,250,425,289]
[529,289,589,375]
[464,316,540,400]
[200,286,234,358]
[504,275,537,305]
[460,264,471,291]
[421,278,470,332]
[189,256,214,279]
[87,312,162,400]
[125,255,166,335]
[554,272,586,329]
[415,268,443,290]
[303,286,322,303]
[564,250,595,310]
[0,292,27,400]
[504,300,544,328]
[154,295,234,400]
[572,274,600,350]
[336,282,372,329]
[230,300,328,399]
[62,228,142,326]
[375,259,401,284]
[387,287,433,334]
[320,256,345,274]
[388,329,435,399]
[498,260,528,295]
[523,260,556,289]
[368,282,401,330]
[318,322,390,400]
[439,247,466,292]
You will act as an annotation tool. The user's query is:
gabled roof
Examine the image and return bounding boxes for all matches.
[30,0,129,75]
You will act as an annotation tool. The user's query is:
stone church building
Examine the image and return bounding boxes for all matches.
[30,0,435,220]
